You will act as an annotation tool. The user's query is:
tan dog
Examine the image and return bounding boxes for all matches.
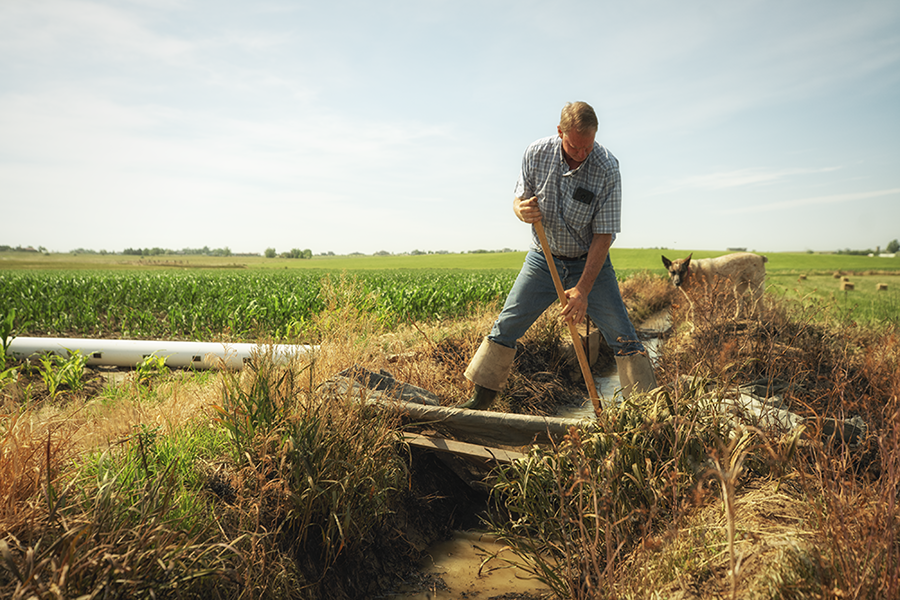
[662,252,768,319]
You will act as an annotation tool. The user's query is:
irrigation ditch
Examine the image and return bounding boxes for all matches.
[329,305,865,599]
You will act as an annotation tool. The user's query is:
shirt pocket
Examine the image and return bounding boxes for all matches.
[561,189,596,230]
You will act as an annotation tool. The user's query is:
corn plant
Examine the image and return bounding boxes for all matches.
[0,309,16,361]
[134,353,169,387]
[0,310,23,388]
[36,350,90,399]
[0,362,15,390]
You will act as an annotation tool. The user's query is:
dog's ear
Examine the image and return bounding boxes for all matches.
[684,253,693,265]
[662,255,671,268]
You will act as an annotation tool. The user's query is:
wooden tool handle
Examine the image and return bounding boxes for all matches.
[533,221,601,416]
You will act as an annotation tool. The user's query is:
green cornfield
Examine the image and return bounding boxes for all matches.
[4,249,899,341]
[0,270,517,341]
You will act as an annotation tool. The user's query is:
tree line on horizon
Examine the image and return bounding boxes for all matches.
[0,245,521,258]
[834,238,899,256]
[1,239,897,258]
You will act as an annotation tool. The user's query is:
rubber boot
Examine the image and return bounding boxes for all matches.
[458,338,517,409]
[615,353,658,400]
[458,384,498,410]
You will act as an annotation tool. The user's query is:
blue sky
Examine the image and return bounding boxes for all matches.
[2,0,898,255]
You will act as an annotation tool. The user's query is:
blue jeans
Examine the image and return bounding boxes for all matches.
[489,250,644,356]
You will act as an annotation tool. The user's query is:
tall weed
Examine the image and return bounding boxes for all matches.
[488,385,732,599]
[213,346,407,590]
[0,419,240,599]
[769,396,900,599]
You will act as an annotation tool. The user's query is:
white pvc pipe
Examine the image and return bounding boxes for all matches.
[8,337,315,370]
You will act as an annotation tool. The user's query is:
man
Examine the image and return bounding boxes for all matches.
[459,101,656,410]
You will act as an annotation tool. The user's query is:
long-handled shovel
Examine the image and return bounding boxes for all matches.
[533,221,601,417]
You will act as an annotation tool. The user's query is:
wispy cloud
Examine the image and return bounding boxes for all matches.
[653,166,841,195]
[721,188,900,214]
[0,0,194,63]
[608,3,900,140]
[0,87,461,184]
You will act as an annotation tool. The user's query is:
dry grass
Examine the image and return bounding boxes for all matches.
[619,271,679,325]
[485,274,899,599]
[2,274,898,599]
[620,477,817,599]
[658,276,899,426]
[644,281,900,598]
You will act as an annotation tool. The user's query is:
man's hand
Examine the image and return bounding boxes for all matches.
[562,285,589,324]
[560,234,612,325]
[514,196,542,224]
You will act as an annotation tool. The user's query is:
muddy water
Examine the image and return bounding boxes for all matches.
[390,531,549,599]
[557,311,668,419]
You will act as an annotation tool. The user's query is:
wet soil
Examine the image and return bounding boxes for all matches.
[298,447,497,599]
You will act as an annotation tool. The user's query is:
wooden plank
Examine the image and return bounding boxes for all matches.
[403,433,526,464]
[325,374,597,446]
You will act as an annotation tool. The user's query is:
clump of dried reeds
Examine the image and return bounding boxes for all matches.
[769,397,900,599]
[619,271,679,325]
[486,380,737,599]
[212,345,407,577]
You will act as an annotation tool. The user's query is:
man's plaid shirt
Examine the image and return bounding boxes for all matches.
[514,135,621,258]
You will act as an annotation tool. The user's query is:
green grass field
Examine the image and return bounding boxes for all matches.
[4,248,899,274]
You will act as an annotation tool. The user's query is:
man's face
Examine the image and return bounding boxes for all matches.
[558,127,596,165]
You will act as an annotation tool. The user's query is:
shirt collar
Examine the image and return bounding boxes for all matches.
[557,138,596,176]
